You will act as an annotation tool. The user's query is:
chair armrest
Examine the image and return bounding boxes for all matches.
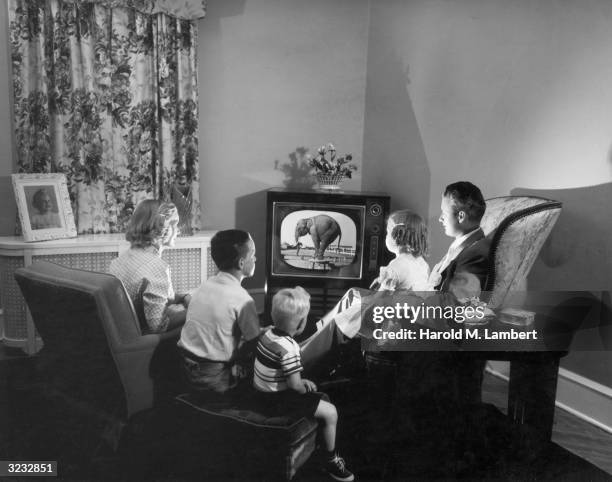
[113,325,181,354]
[112,328,181,417]
[157,325,183,341]
[115,334,163,354]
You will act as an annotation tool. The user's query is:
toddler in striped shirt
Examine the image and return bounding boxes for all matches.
[253,287,354,482]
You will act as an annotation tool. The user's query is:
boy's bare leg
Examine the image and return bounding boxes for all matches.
[314,399,338,452]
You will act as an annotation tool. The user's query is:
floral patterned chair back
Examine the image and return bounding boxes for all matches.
[480,196,562,309]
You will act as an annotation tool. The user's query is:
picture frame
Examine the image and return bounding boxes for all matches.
[12,173,77,242]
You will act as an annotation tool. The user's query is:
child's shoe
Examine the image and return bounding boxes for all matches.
[323,453,354,481]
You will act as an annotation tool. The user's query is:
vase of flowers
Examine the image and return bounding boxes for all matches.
[308,143,357,190]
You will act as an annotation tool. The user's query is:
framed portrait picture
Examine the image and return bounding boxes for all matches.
[12,173,77,242]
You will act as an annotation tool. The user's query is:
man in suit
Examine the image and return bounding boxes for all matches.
[428,181,489,303]
[394,181,491,443]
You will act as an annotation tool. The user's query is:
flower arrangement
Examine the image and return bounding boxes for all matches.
[307,143,357,179]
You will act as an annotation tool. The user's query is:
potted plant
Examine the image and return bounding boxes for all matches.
[307,143,357,190]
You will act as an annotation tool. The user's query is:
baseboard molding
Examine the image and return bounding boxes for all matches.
[555,368,612,434]
[486,361,510,381]
[486,361,612,434]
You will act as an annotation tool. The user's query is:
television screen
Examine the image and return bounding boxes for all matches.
[271,203,365,280]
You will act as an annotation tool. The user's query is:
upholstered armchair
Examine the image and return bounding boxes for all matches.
[478,196,563,444]
[480,196,562,308]
[13,260,182,451]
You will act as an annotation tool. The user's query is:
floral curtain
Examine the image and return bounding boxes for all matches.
[8,0,205,234]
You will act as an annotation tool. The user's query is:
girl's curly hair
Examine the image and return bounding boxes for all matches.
[388,209,429,257]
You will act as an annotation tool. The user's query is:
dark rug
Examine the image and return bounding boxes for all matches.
[293,380,612,482]
[2,356,610,481]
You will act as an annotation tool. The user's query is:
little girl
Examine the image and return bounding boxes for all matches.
[370,209,430,292]
[365,211,430,441]
[300,210,430,345]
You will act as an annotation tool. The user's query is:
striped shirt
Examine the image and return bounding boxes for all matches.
[253,328,303,392]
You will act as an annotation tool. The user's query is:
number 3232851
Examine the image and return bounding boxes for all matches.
[0,461,57,476]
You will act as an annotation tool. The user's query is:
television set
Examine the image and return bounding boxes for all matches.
[265,188,390,317]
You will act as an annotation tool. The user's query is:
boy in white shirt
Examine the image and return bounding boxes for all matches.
[178,229,261,394]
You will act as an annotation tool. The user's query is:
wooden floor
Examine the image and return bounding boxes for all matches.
[481,369,612,476]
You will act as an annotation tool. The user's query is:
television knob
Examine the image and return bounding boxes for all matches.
[369,203,383,217]
[371,224,381,234]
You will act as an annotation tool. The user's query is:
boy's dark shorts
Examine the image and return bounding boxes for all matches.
[180,349,236,393]
[251,389,328,418]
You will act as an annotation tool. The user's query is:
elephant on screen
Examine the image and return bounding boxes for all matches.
[295,214,342,260]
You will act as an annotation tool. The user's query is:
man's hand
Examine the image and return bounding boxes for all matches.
[448,271,482,301]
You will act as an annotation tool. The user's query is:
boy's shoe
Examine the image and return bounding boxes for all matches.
[323,453,355,482]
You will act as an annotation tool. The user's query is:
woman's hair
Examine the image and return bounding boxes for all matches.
[210,229,252,271]
[388,210,429,257]
[125,199,179,248]
[32,188,52,212]
[271,286,311,333]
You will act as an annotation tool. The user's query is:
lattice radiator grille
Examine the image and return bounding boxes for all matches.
[1,237,213,351]
[34,252,117,272]
[206,246,218,278]
[163,248,202,292]
[0,257,27,340]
